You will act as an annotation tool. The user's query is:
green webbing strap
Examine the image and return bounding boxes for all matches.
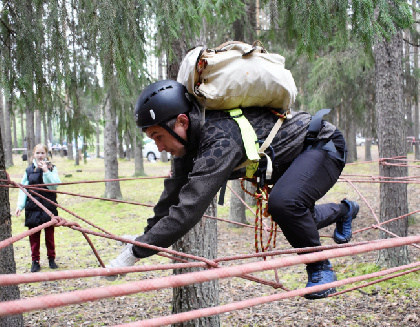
[227,109,260,178]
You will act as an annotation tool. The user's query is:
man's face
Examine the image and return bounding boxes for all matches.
[145,115,189,157]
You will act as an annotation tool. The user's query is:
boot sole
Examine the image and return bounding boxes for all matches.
[304,286,337,299]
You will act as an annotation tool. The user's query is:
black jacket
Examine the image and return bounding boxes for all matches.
[133,107,336,258]
[24,164,58,228]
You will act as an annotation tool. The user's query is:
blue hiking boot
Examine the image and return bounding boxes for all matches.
[333,199,359,244]
[305,260,337,299]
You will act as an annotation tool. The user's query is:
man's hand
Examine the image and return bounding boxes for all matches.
[104,243,140,281]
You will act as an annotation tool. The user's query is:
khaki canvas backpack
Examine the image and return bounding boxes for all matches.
[177,41,297,111]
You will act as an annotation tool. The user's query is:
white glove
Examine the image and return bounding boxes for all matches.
[116,234,139,246]
[104,243,140,281]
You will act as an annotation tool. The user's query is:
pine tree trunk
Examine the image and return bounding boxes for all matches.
[0,92,5,156]
[404,30,414,138]
[342,105,357,163]
[47,112,53,145]
[20,112,24,149]
[12,112,17,149]
[161,151,169,162]
[96,111,101,158]
[0,117,24,327]
[104,95,122,199]
[158,51,165,80]
[118,130,125,159]
[172,198,220,327]
[3,93,13,167]
[134,132,145,176]
[35,110,41,145]
[59,130,64,158]
[74,137,80,166]
[365,94,375,162]
[413,2,420,160]
[374,30,409,267]
[364,138,372,162]
[42,110,48,146]
[83,137,87,164]
[229,180,248,226]
[168,31,220,326]
[66,135,73,160]
[25,106,35,165]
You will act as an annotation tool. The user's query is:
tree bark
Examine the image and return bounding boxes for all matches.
[34,110,41,145]
[364,137,372,162]
[12,111,17,149]
[42,110,47,145]
[66,134,73,160]
[365,93,375,162]
[96,108,101,158]
[74,136,80,166]
[342,104,357,163]
[0,92,5,157]
[134,131,145,176]
[168,29,220,326]
[25,105,35,165]
[171,198,220,327]
[118,129,125,159]
[161,150,169,162]
[404,29,413,138]
[47,112,53,145]
[20,112,24,149]
[104,95,122,199]
[374,30,409,267]
[0,120,24,327]
[3,94,13,168]
[229,180,248,226]
[413,2,420,160]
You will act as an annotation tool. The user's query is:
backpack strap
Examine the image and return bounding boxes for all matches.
[257,114,285,180]
[303,108,345,163]
[227,108,289,182]
[304,108,331,149]
[227,109,260,178]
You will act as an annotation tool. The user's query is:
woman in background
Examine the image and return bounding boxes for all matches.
[15,144,61,272]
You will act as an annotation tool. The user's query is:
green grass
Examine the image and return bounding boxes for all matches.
[344,262,420,296]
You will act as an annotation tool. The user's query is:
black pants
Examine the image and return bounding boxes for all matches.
[267,134,346,249]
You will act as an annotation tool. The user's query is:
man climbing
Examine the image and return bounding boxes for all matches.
[107,79,359,299]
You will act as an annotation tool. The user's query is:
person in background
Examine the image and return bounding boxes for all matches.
[15,144,61,273]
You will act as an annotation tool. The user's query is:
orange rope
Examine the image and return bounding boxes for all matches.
[241,179,278,258]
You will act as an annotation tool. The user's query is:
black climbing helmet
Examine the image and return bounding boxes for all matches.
[135,80,194,129]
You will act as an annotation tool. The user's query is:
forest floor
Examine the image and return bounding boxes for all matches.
[5,146,420,327]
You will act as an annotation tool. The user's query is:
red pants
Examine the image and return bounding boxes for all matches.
[29,226,56,261]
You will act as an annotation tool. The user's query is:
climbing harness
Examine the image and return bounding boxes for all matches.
[228,108,291,182]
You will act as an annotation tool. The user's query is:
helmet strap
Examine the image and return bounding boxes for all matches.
[158,122,188,147]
